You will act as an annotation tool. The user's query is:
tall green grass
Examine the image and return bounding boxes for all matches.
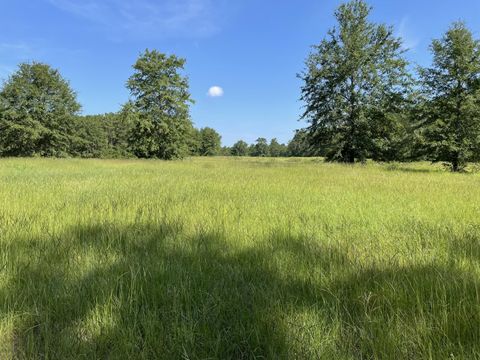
[0,157,479,359]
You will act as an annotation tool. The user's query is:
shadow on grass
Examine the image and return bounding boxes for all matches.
[1,223,479,359]
[383,163,444,174]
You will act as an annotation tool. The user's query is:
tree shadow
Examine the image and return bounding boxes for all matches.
[447,225,480,262]
[1,223,480,359]
[332,264,480,359]
[383,163,443,174]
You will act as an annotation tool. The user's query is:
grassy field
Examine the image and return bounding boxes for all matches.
[0,157,479,359]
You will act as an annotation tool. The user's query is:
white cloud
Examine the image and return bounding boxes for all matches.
[397,16,420,51]
[46,0,223,39]
[207,86,224,97]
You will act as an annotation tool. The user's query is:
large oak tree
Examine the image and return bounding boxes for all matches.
[0,62,80,157]
[300,0,411,163]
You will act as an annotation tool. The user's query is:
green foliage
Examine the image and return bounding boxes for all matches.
[198,127,222,156]
[268,138,288,157]
[231,140,249,156]
[218,146,232,156]
[230,138,295,157]
[188,127,202,156]
[0,62,81,157]
[417,22,480,171]
[104,111,135,158]
[287,129,315,157]
[69,115,109,158]
[251,138,270,157]
[2,11,480,165]
[300,0,411,163]
[70,113,133,158]
[126,50,194,160]
[368,106,416,162]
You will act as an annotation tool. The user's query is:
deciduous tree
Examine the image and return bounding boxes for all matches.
[126,50,194,160]
[269,138,287,157]
[231,140,249,156]
[198,127,221,156]
[252,138,269,157]
[287,130,314,157]
[417,22,480,171]
[0,62,80,157]
[300,0,411,163]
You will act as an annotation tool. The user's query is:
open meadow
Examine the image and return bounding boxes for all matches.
[1,157,480,359]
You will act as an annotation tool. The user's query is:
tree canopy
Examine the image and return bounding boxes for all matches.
[269,138,288,157]
[417,22,480,171]
[287,130,315,157]
[231,140,249,156]
[251,138,270,157]
[198,127,222,156]
[300,0,411,163]
[1,9,480,167]
[126,50,194,160]
[0,62,81,157]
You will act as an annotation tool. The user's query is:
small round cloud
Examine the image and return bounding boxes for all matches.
[207,86,224,97]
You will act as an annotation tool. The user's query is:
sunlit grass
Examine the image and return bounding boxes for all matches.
[0,157,479,359]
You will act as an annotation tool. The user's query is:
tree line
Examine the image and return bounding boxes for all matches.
[0,51,224,159]
[1,0,480,171]
[299,0,480,171]
[0,51,298,160]
[0,52,310,160]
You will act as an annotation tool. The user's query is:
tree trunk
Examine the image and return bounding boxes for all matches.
[348,149,355,163]
[452,155,459,172]
[347,76,357,164]
[342,143,355,163]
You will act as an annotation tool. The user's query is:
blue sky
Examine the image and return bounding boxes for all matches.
[1,0,480,145]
